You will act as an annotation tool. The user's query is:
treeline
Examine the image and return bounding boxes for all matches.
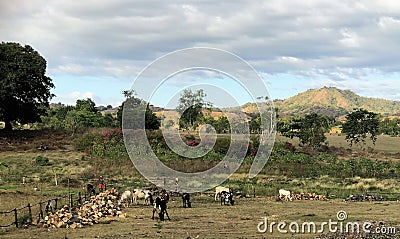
[276,109,400,149]
[36,92,160,134]
[39,99,118,133]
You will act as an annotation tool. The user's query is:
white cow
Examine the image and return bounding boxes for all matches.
[215,186,230,201]
[120,190,134,207]
[279,189,292,201]
[132,189,153,205]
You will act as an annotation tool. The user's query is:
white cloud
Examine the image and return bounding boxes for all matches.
[52,91,95,105]
[1,0,400,103]
[52,91,124,108]
[339,28,360,48]
[378,16,400,29]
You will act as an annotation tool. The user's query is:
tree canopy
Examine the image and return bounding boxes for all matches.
[341,108,380,148]
[76,98,97,113]
[202,115,231,134]
[117,90,160,130]
[278,113,332,149]
[0,42,54,130]
[379,118,400,136]
[176,89,211,130]
[40,98,118,134]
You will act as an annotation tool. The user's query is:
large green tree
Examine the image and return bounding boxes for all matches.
[76,98,97,113]
[278,113,332,149]
[248,113,262,134]
[379,118,400,136]
[0,42,54,130]
[341,108,380,147]
[176,89,210,130]
[117,90,160,130]
[40,104,74,129]
[297,113,332,148]
[41,99,118,132]
[277,116,302,139]
[202,115,231,134]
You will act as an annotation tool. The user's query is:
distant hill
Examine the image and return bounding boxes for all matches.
[273,87,400,118]
[154,87,400,120]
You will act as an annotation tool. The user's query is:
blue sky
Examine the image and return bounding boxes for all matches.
[2,1,400,108]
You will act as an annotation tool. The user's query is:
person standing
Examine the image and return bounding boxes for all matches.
[98,175,105,192]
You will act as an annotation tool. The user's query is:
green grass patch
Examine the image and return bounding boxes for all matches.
[0,184,19,189]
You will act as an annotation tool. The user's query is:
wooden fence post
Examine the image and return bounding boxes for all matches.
[13,208,18,228]
[68,178,70,194]
[54,198,58,210]
[78,192,82,205]
[27,203,32,219]
[39,201,43,219]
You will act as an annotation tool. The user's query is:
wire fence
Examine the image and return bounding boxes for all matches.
[0,173,165,229]
[0,174,193,229]
[0,190,98,229]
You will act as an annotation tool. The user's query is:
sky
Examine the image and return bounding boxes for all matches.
[1,1,400,108]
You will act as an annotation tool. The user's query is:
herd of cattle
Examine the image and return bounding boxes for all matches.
[84,184,385,221]
[84,184,237,221]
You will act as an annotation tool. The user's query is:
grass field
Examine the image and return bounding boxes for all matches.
[277,133,400,155]
[1,196,399,239]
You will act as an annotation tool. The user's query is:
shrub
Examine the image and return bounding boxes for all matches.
[73,129,128,159]
[18,213,32,226]
[396,162,400,174]
[35,156,50,166]
[73,132,102,152]
[147,129,167,150]
[246,143,257,157]
[212,137,231,155]
[0,161,8,168]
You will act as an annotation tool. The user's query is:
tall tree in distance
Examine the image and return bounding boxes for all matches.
[117,90,160,130]
[297,113,332,149]
[176,89,210,130]
[76,98,97,113]
[379,118,400,136]
[0,42,54,130]
[278,113,332,149]
[341,108,380,148]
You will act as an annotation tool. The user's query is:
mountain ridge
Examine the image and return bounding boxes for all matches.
[244,87,400,118]
[153,87,400,119]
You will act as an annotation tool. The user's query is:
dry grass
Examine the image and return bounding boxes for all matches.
[325,134,400,154]
[1,195,399,239]
[276,133,400,157]
[0,130,399,238]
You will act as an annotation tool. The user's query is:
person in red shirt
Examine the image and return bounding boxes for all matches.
[98,176,105,192]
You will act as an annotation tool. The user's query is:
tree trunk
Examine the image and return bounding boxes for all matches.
[4,120,12,131]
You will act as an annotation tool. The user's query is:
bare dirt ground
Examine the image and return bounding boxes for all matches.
[1,195,399,239]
